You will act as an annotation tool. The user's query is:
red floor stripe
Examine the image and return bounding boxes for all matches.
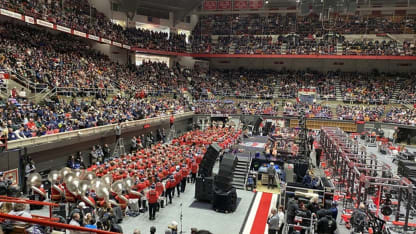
[250,192,273,234]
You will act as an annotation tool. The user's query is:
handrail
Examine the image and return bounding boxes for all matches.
[244,156,253,190]
[7,112,194,149]
[0,213,118,234]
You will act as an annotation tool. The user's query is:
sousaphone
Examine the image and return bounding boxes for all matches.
[59,167,72,180]
[48,170,64,196]
[27,172,46,197]
[79,180,95,207]
[111,180,128,203]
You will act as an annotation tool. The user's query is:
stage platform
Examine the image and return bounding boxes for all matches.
[236,136,268,160]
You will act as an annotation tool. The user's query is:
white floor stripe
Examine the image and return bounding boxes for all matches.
[242,192,263,234]
[264,193,279,234]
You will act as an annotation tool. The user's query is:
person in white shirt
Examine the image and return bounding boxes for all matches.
[7,203,32,225]
[67,212,82,234]
[18,88,26,100]
[277,206,285,234]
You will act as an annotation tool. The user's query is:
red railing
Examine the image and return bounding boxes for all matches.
[0,196,118,234]
[0,213,118,234]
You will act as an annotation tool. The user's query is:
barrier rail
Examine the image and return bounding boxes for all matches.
[7,112,194,149]
[0,213,118,234]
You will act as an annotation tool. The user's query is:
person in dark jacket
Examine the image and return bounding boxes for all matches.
[317,214,337,234]
[267,162,276,189]
[286,197,299,224]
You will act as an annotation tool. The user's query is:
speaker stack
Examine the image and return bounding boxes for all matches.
[213,154,238,213]
[198,144,222,177]
[195,176,214,202]
[213,187,237,213]
[195,144,221,201]
[253,117,263,136]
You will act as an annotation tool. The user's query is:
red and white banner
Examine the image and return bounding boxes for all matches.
[298,88,317,96]
[56,25,71,33]
[203,0,218,10]
[0,73,10,79]
[218,0,232,10]
[123,45,131,50]
[102,38,112,44]
[36,19,54,29]
[24,16,35,24]
[234,0,248,9]
[249,0,263,9]
[113,42,122,47]
[88,34,100,41]
[0,9,23,20]
[73,30,87,38]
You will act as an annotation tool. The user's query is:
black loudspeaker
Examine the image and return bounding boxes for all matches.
[195,176,214,202]
[199,144,221,177]
[215,154,237,191]
[263,122,272,136]
[253,117,263,136]
[213,187,237,213]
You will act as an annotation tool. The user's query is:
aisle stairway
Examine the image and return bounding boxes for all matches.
[335,79,343,101]
[232,157,251,190]
[273,79,280,99]
[391,78,404,103]
[281,43,287,55]
[336,43,343,55]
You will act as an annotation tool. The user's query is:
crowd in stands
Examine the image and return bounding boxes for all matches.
[194,14,415,36]
[0,22,118,92]
[0,0,187,52]
[384,107,416,125]
[336,105,385,121]
[193,99,279,115]
[283,102,333,119]
[339,73,395,104]
[0,0,414,56]
[192,34,414,56]
[0,95,189,141]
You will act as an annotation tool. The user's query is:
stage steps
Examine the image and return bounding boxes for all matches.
[232,157,251,190]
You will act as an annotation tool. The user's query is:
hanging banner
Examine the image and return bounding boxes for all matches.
[73,30,87,38]
[234,0,248,9]
[25,16,35,24]
[0,9,23,20]
[249,0,263,9]
[218,0,232,10]
[36,19,54,29]
[56,25,71,33]
[203,0,218,10]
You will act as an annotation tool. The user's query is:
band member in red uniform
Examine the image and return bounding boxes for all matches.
[174,168,182,197]
[165,176,174,204]
[147,184,160,220]
[180,164,189,193]
[50,182,64,202]
[191,160,198,183]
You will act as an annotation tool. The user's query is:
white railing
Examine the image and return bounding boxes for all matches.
[7,112,194,149]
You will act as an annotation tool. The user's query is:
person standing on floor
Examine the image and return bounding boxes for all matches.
[115,122,121,143]
[146,184,160,220]
[277,206,285,234]
[267,208,280,234]
[267,162,276,189]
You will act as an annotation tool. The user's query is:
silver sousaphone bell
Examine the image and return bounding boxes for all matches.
[27,172,46,197]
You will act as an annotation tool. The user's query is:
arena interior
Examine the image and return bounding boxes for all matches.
[1,0,416,233]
